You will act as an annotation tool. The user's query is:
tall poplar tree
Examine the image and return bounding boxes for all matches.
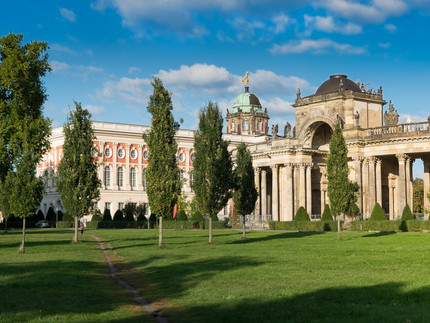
[0,33,51,252]
[142,77,180,248]
[57,102,100,243]
[192,101,234,243]
[326,122,350,240]
[233,142,258,238]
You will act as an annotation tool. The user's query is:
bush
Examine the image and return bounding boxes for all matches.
[321,204,333,221]
[294,206,310,221]
[369,203,386,221]
[57,221,74,228]
[269,221,338,231]
[62,212,73,221]
[46,207,57,221]
[57,210,64,221]
[176,210,188,221]
[191,211,203,222]
[401,204,414,220]
[91,209,103,222]
[123,202,136,221]
[103,209,112,221]
[210,214,219,221]
[113,210,124,221]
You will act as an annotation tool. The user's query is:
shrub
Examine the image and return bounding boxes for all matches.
[36,210,45,221]
[269,221,338,231]
[211,214,219,221]
[191,211,203,222]
[294,206,310,221]
[62,212,73,221]
[123,202,137,221]
[401,204,414,220]
[321,204,333,221]
[113,210,124,221]
[91,209,103,222]
[57,210,64,221]
[369,203,386,221]
[46,207,57,221]
[103,209,112,221]
[176,210,188,221]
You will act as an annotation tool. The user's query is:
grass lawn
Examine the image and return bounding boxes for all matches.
[2,229,430,322]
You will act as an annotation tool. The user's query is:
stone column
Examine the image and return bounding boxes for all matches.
[294,164,300,215]
[406,157,411,210]
[99,141,105,188]
[353,158,363,214]
[137,144,142,190]
[261,169,267,220]
[408,159,414,211]
[254,167,261,217]
[125,144,131,190]
[388,174,395,220]
[397,154,407,217]
[299,163,306,209]
[306,164,312,216]
[424,160,430,216]
[362,158,369,219]
[368,157,376,211]
[376,158,382,206]
[285,164,294,221]
[271,165,279,221]
[113,143,118,187]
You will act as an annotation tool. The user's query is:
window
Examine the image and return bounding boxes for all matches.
[130,149,137,160]
[142,168,147,191]
[178,152,185,162]
[118,148,125,159]
[143,149,149,160]
[104,146,112,158]
[190,152,195,162]
[130,167,136,188]
[104,166,110,186]
[117,167,124,187]
[190,172,194,189]
[231,121,235,132]
[105,202,111,210]
[257,120,262,131]
[119,203,124,211]
[243,120,249,131]
[180,169,184,181]
[91,147,99,157]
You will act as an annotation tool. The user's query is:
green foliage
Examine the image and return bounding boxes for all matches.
[294,206,310,221]
[135,203,146,221]
[142,77,181,219]
[192,101,234,219]
[113,209,124,221]
[57,102,101,220]
[326,123,350,216]
[269,221,338,231]
[46,207,56,221]
[62,212,73,221]
[321,204,333,221]
[176,209,188,221]
[91,209,103,222]
[123,202,136,221]
[102,209,112,221]
[233,142,258,221]
[413,178,424,214]
[191,211,203,223]
[401,204,414,220]
[369,203,387,221]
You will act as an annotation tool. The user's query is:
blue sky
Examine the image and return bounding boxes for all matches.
[2,0,430,132]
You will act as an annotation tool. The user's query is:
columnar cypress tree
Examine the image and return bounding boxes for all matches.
[233,142,257,239]
[142,77,181,248]
[57,102,100,243]
[326,122,350,240]
[0,33,51,252]
[192,101,234,243]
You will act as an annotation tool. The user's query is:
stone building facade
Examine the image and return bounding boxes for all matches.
[37,74,430,222]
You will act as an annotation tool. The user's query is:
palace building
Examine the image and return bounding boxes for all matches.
[37,74,430,223]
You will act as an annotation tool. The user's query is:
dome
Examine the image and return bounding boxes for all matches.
[232,86,262,113]
[315,74,361,95]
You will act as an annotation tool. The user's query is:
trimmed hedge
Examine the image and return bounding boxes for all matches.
[269,221,338,231]
[163,220,226,230]
[57,221,74,228]
[85,220,227,230]
[350,220,430,232]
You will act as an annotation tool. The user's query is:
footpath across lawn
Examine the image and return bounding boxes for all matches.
[2,229,430,322]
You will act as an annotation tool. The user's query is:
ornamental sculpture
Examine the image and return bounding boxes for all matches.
[384,100,399,126]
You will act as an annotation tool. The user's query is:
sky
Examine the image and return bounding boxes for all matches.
[2,0,430,134]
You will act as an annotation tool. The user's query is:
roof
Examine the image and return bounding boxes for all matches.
[232,86,262,113]
[315,74,361,95]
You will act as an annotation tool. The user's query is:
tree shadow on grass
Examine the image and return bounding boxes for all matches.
[180,282,430,323]
[228,231,324,244]
[363,231,397,238]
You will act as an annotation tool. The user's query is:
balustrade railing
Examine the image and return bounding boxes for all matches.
[365,121,430,138]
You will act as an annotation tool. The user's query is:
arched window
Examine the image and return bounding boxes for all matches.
[117,167,124,187]
[104,166,110,186]
[142,168,147,191]
[130,167,136,188]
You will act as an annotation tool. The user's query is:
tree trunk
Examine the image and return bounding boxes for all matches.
[74,216,78,243]
[19,218,26,253]
[337,214,341,240]
[4,217,7,231]
[209,217,213,244]
[158,217,163,248]
[242,215,246,239]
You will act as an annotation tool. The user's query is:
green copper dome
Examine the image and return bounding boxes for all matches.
[232,86,262,113]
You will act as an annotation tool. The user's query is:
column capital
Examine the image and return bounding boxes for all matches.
[254,167,261,174]
[396,153,409,162]
[271,164,279,171]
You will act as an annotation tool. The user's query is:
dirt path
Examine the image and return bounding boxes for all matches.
[91,235,168,323]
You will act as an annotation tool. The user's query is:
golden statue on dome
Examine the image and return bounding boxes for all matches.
[242,71,249,85]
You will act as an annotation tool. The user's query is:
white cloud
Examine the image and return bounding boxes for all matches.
[378,42,391,49]
[50,44,77,55]
[304,15,362,34]
[385,23,397,32]
[261,97,294,115]
[270,38,366,55]
[128,66,142,75]
[51,60,70,72]
[85,104,105,116]
[271,14,291,34]
[96,77,152,104]
[60,8,77,22]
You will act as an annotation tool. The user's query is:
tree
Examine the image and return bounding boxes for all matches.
[413,178,424,214]
[401,203,414,220]
[103,208,112,221]
[321,204,333,221]
[0,33,51,252]
[294,206,310,221]
[369,202,386,221]
[142,77,181,248]
[57,102,100,243]
[113,209,124,221]
[192,101,234,243]
[326,122,350,240]
[233,142,257,238]
[123,202,136,221]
